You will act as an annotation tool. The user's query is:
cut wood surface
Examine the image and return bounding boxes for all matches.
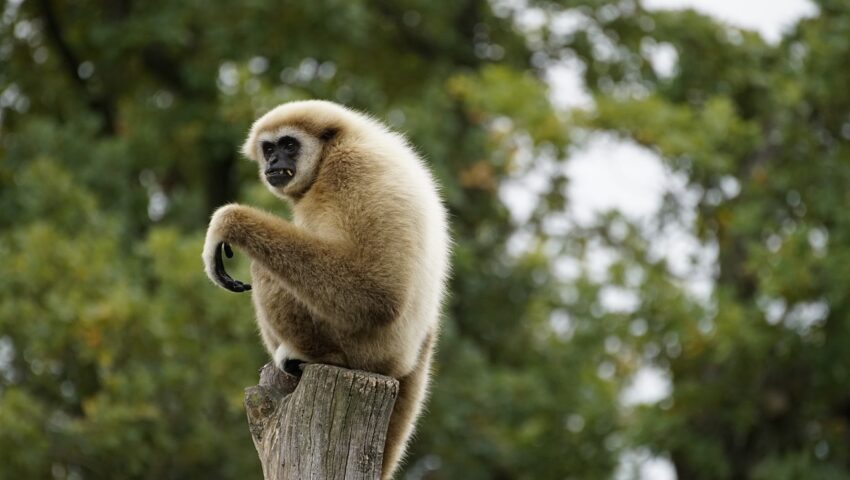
[245,363,400,480]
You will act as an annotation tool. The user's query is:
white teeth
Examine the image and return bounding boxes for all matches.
[285,169,293,176]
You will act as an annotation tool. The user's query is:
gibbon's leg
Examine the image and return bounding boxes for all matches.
[381,334,435,480]
[258,322,307,377]
[256,316,279,357]
[204,204,404,333]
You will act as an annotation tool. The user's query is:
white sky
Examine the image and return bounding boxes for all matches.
[511,1,818,479]
[643,0,818,43]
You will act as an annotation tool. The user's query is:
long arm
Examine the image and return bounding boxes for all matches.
[203,204,405,331]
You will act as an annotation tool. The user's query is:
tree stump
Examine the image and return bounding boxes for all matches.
[245,363,400,480]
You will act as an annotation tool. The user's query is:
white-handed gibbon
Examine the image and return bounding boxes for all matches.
[202,100,451,479]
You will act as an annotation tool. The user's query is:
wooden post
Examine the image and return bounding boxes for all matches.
[245,363,400,480]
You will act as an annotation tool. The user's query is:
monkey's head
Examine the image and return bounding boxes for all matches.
[241,100,346,200]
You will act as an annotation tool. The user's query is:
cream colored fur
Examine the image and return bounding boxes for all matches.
[202,100,450,479]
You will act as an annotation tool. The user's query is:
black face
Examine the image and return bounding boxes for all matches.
[262,135,301,187]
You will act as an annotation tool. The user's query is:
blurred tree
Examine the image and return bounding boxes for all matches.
[0,1,614,479]
[3,0,849,479]
[533,0,850,478]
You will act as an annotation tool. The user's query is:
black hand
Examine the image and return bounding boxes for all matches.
[214,242,252,293]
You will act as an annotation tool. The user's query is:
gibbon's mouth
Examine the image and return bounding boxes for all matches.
[265,168,296,187]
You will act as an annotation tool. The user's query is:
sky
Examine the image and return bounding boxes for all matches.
[519,1,818,479]
[554,0,818,225]
[644,0,818,43]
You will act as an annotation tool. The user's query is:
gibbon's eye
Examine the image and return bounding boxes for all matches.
[261,142,275,157]
[278,136,300,155]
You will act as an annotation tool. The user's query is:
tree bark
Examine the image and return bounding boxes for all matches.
[245,363,399,480]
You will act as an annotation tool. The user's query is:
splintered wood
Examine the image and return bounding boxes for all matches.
[245,363,399,480]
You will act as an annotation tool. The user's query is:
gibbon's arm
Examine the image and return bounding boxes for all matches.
[203,204,404,329]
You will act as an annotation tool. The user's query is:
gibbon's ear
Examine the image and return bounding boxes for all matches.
[320,127,338,142]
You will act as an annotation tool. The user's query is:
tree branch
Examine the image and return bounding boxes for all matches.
[37,0,116,134]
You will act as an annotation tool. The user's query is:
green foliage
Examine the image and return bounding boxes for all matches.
[3,0,850,479]
[567,2,850,479]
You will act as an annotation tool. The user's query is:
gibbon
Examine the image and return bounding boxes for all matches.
[202,100,451,479]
